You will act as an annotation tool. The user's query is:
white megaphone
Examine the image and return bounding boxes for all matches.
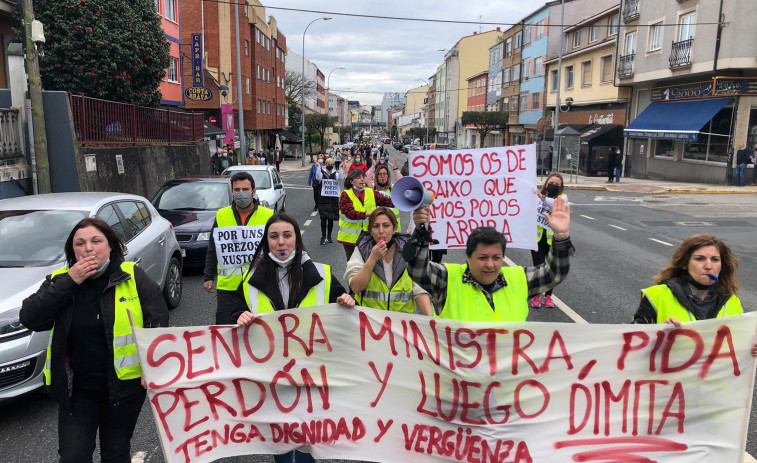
[391,177,434,212]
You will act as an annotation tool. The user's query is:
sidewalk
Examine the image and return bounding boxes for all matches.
[283,158,757,194]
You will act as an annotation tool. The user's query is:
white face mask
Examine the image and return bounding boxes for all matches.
[268,251,296,267]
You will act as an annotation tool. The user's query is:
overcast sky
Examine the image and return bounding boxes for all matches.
[265,1,537,106]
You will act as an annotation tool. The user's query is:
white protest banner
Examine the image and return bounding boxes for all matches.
[213,225,265,268]
[409,146,537,250]
[135,306,757,463]
[320,179,340,197]
[536,197,553,232]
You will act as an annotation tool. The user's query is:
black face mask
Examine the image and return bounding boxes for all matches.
[326,165,333,171]
[546,184,560,198]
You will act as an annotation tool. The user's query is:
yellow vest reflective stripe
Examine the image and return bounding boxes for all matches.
[440,264,529,322]
[44,262,144,385]
[641,284,743,324]
[376,188,401,231]
[536,193,568,245]
[215,205,274,290]
[355,268,415,313]
[338,189,376,244]
[243,263,331,313]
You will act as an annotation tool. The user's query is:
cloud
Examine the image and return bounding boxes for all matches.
[269,0,536,104]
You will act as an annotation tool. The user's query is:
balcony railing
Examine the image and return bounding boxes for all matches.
[618,54,635,78]
[0,108,22,159]
[669,38,693,68]
[69,94,204,146]
[622,0,639,22]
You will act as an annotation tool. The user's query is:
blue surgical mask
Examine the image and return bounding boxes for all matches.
[96,259,110,273]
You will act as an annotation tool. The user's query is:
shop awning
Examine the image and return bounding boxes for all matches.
[272,129,302,144]
[204,123,225,139]
[624,98,731,141]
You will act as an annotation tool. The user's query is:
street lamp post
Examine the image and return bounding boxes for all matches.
[415,79,429,144]
[234,0,245,153]
[301,17,332,167]
[327,66,345,146]
[552,0,566,173]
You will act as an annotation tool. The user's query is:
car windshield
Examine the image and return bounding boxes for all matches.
[0,210,88,266]
[222,170,272,189]
[152,182,230,211]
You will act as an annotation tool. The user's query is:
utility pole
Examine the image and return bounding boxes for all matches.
[22,0,50,193]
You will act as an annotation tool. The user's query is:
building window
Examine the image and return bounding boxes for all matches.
[649,22,662,51]
[523,25,531,45]
[257,65,261,79]
[245,40,249,56]
[167,57,178,82]
[510,97,518,113]
[154,0,160,13]
[625,31,637,55]
[267,101,271,114]
[550,69,558,91]
[532,92,540,110]
[503,68,511,86]
[164,0,176,21]
[522,58,530,78]
[654,139,674,158]
[573,29,581,48]
[534,57,542,75]
[505,38,512,57]
[679,12,695,40]
[514,31,522,50]
[590,25,600,42]
[536,20,545,39]
[682,106,732,163]
[256,29,260,44]
[565,65,574,89]
[609,14,619,35]
[519,92,528,112]
[581,60,592,87]
[512,64,520,81]
[502,97,509,112]
[600,55,613,83]
[246,77,250,94]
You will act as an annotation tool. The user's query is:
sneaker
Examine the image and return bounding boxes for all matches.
[320,237,327,245]
[326,236,333,243]
[543,295,555,308]
[531,296,542,308]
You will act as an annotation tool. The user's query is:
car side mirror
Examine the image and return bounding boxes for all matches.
[274,183,283,190]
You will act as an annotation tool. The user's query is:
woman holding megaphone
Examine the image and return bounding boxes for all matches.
[345,208,432,316]
[338,169,395,259]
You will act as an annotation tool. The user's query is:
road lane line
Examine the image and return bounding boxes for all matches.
[580,214,595,220]
[311,211,318,217]
[608,224,627,231]
[504,257,587,324]
[304,219,312,226]
[745,452,757,463]
[131,451,147,463]
[650,238,674,246]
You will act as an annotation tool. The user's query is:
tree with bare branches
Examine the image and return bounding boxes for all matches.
[284,70,317,106]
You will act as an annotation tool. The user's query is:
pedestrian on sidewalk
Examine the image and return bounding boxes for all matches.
[751,143,757,186]
[614,147,623,183]
[735,142,749,186]
[275,148,284,172]
[531,173,567,309]
[606,147,618,183]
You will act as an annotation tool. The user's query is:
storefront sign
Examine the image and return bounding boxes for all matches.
[625,130,698,142]
[713,78,757,96]
[556,109,627,126]
[651,82,713,102]
[185,87,213,101]
[191,34,203,87]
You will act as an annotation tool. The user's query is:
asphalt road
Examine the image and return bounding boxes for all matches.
[1,152,755,461]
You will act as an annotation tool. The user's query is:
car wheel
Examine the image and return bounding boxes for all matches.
[163,256,182,309]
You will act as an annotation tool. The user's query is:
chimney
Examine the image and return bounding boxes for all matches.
[473,31,477,35]
[496,27,501,31]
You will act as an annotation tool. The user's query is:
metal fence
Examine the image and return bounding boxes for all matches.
[0,108,22,158]
[669,38,693,68]
[69,94,204,146]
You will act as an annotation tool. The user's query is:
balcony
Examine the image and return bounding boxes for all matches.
[0,108,22,159]
[622,0,639,22]
[669,38,693,69]
[618,54,634,78]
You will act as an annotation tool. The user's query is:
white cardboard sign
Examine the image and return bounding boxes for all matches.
[213,225,265,268]
[320,179,340,197]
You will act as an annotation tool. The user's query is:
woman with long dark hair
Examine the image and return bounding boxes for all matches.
[531,172,567,308]
[21,217,169,462]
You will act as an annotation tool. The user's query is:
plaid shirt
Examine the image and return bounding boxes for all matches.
[338,188,393,220]
[407,234,574,316]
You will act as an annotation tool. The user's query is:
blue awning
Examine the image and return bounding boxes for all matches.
[624,97,731,142]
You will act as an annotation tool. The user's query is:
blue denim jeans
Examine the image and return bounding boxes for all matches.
[736,163,747,186]
[58,391,145,463]
[273,451,316,463]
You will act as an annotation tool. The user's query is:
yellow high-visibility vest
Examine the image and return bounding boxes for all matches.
[242,263,331,312]
[440,264,529,322]
[641,284,742,323]
[338,188,376,245]
[214,205,273,291]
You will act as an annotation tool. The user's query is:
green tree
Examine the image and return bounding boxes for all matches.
[460,111,509,148]
[305,113,336,158]
[36,0,170,106]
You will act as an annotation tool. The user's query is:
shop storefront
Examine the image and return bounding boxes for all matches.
[624,77,757,184]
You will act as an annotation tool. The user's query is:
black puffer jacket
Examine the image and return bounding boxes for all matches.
[20,260,169,409]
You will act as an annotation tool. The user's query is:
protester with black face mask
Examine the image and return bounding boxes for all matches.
[531,172,567,309]
[315,158,342,245]
[204,172,274,324]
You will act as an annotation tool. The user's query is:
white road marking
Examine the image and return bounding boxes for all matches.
[311,211,318,217]
[745,452,757,463]
[504,257,587,324]
[608,224,627,231]
[580,214,595,220]
[650,238,674,246]
[304,220,312,226]
[300,230,305,235]
[131,451,147,463]
[570,203,641,206]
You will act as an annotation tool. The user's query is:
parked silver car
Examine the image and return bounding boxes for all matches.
[0,192,183,402]
[221,165,287,212]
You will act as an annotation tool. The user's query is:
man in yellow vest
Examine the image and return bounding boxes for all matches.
[406,197,573,321]
[204,172,273,324]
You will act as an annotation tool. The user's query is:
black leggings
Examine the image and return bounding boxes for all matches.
[530,231,553,296]
[320,217,334,238]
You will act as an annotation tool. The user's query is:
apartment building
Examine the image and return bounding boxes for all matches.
[156,0,183,107]
[619,0,757,183]
[545,3,630,176]
[463,72,489,147]
[500,24,525,145]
